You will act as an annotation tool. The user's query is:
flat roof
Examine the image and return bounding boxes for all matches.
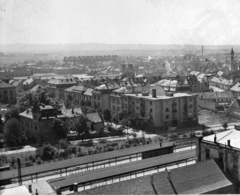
[48,150,195,189]
[0,143,174,181]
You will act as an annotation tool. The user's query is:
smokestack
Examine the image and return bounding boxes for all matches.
[152,89,157,98]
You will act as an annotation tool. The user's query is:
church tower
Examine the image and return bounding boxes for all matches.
[231,48,235,71]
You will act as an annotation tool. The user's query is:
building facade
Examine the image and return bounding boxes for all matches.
[196,126,240,183]
[46,76,77,99]
[0,80,16,104]
[122,89,198,130]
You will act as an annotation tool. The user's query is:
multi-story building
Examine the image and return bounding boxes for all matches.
[64,85,86,101]
[196,125,240,183]
[122,89,198,130]
[0,80,16,104]
[110,85,165,115]
[46,76,77,99]
[92,83,120,111]
[19,104,66,143]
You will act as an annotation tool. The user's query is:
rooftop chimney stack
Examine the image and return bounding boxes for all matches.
[152,89,157,98]
[227,140,231,147]
[214,135,217,143]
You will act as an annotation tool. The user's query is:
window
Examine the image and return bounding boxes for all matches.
[35,125,37,130]
[136,106,139,110]
[189,98,192,102]
[150,102,152,105]
[98,96,100,100]
[166,108,169,112]
[189,105,192,109]
[113,106,115,110]
[150,109,153,112]
[3,91,7,94]
[10,91,12,94]
[113,99,115,103]
[117,100,120,104]
[166,115,169,119]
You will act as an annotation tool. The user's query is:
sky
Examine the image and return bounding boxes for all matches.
[0,0,240,45]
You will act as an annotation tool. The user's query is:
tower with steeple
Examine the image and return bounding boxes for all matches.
[231,48,236,71]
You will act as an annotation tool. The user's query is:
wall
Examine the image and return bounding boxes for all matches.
[142,146,174,159]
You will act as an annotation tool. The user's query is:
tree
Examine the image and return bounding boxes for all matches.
[112,114,119,124]
[58,139,69,149]
[52,118,68,139]
[4,106,20,122]
[222,122,228,131]
[103,109,111,122]
[36,144,56,161]
[4,118,24,147]
[73,115,89,141]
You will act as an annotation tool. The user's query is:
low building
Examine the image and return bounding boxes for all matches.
[76,160,238,195]
[0,80,16,104]
[46,76,77,99]
[123,90,198,130]
[86,111,104,132]
[230,81,240,99]
[23,77,35,90]
[9,79,23,91]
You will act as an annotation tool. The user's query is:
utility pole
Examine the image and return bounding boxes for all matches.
[17,158,22,185]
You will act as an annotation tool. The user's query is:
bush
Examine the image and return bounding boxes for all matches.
[77,152,85,157]
[36,144,56,161]
[98,139,108,144]
[36,159,42,165]
[77,140,94,147]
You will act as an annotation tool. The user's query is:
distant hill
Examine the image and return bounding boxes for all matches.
[0,43,239,54]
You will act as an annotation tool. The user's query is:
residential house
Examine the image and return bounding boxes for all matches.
[0,80,16,104]
[23,77,35,90]
[19,104,66,143]
[9,79,23,91]
[230,81,240,99]
[210,77,233,90]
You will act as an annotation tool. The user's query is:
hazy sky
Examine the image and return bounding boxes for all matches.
[1,0,240,45]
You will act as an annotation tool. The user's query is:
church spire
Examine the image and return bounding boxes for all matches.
[231,47,234,55]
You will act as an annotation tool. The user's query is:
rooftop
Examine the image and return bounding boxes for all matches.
[86,112,103,123]
[77,160,234,195]
[123,92,194,100]
[65,85,86,93]
[203,129,240,149]
[0,80,15,88]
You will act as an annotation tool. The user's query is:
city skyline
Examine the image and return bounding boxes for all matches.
[1,0,240,45]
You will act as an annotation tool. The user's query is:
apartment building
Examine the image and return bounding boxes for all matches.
[110,85,165,115]
[0,80,16,104]
[122,89,198,130]
[92,83,120,111]
[46,76,77,99]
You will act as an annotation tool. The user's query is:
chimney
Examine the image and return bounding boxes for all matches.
[227,140,231,147]
[152,89,157,98]
[72,108,74,114]
[167,170,171,180]
[35,189,39,195]
[214,134,217,143]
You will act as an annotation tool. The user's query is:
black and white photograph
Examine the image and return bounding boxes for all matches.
[1,0,240,194]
